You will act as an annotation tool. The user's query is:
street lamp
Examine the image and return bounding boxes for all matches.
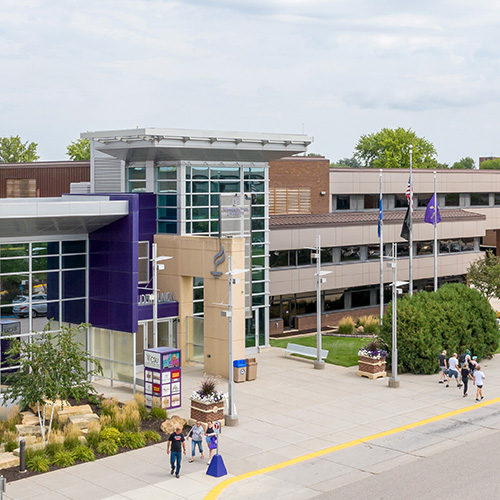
[222,255,247,427]
[151,242,172,349]
[310,235,331,370]
[386,242,407,388]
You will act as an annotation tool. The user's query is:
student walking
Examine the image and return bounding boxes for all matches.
[461,363,472,397]
[205,420,217,465]
[438,350,448,384]
[167,426,186,478]
[187,421,205,463]
[474,365,485,402]
[447,353,461,388]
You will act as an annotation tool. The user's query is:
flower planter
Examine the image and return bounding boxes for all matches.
[190,399,224,424]
[357,355,387,380]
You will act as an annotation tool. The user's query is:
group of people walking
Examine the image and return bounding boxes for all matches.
[439,350,485,401]
[166,420,218,478]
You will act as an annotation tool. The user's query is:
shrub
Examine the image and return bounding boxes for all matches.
[134,393,149,421]
[122,432,146,449]
[4,441,17,453]
[99,427,123,446]
[381,283,500,374]
[113,402,141,432]
[27,453,51,473]
[97,439,118,456]
[338,316,355,335]
[86,431,100,449]
[99,415,112,428]
[72,445,95,462]
[88,393,105,410]
[52,449,75,467]
[358,315,380,334]
[149,407,167,420]
[45,441,64,456]
[142,430,161,443]
[101,399,119,418]
[63,423,82,450]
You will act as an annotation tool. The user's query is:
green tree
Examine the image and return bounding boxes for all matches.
[330,157,362,168]
[380,283,499,374]
[467,250,500,300]
[353,127,438,169]
[451,157,475,169]
[66,138,90,161]
[0,135,39,163]
[3,323,102,445]
[480,158,500,170]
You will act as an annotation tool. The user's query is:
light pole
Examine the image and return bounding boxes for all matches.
[151,242,172,348]
[223,256,247,427]
[311,235,331,370]
[387,242,407,388]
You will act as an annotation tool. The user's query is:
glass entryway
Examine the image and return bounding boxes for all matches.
[186,316,203,363]
[136,318,178,366]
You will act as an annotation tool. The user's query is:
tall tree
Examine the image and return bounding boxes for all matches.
[451,157,475,169]
[467,250,500,300]
[353,127,438,169]
[0,135,39,163]
[330,157,362,168]
[66,138,90,161]
[480,158,500,170]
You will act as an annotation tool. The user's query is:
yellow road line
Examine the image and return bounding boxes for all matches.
[204,396,500,500]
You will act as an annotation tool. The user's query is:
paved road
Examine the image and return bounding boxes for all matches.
[312,426,500,500]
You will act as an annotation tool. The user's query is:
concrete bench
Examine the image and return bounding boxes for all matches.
[285,343,328,360]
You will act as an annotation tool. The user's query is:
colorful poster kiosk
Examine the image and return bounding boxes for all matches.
[144,347,181,410]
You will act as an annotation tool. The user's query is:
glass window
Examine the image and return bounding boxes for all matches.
[336,195,350,210]
[244,167,265,180]
[324,292,343,311]
[32,256,59,272]
[364,194,378,209]
[138,242,149,284]
[397,242,409,257]
[417,194,432,208]
[62,299,85,324]
[62,241,86,254]
[1,243,28,258]
[157,181,177,193]
[191,195,209,207]
[471,193,490,206]
[157,165,177,180]
[62,254,86,269]
[495,193,500,206]
[351,290,371,308]
[367,245,380,260]
[128,166,146,180]
[270,251,289,268]
[297,249,312,266]
[192,181,209,193]
[394,194,408,208]
[252,281,265,294]
[210,167,240,180]
[439,240,451,253]
[461,238,474,252]
[341,246,360,262]
[62,270,85,299]
[416,241,433,256]
[251,218,265,231]
[321,247,333,264]
[295,293,316,315]
[0,258,29,274]
[192,167,209,179]
[444,193,459,207]
[192,208,209,220]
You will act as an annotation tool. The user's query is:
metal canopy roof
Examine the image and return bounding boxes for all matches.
[82,127,313,162]
[0,196,128,238]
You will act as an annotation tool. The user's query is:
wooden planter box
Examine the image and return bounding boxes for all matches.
[190,399,224,424]
[357,355,387,380]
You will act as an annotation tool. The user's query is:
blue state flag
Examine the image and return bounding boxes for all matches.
[377,197,383,237]
[424,194,441,224]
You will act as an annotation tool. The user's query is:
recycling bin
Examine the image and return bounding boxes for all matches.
[233,359,247,383]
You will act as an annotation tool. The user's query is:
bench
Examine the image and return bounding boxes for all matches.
[285,343,328,360]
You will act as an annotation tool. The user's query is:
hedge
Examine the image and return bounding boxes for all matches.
[380,283,499,374]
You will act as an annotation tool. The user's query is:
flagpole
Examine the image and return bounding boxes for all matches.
[379,169,384,321]
[409,145,413,296]
[433,170,438,292]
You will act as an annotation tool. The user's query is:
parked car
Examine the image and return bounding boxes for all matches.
[12,294,47,318]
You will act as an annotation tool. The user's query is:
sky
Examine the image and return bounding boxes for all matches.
[1,0,500,165]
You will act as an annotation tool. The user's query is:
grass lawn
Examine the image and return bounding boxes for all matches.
[270,335,371,367]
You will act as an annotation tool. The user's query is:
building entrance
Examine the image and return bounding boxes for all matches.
[136,319,178,366]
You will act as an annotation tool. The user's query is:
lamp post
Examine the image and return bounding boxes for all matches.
[151,243,172,348]
[223,256,247,427]
[311,235,331,370]
[387,242,407,388]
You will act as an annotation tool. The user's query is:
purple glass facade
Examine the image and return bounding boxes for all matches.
[88,193,178,334]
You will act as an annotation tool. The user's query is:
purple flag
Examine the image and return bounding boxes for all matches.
[424,194,441,224]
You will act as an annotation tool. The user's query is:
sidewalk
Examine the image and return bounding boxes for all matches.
[5,348,500,500]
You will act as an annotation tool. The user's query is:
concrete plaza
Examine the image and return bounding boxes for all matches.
[4,347,500,500]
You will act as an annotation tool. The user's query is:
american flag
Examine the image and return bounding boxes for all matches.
[405,176,413,211]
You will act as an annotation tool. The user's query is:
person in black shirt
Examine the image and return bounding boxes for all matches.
[438,350,448,384]
[461,363,472,397]
[167,426,186,478]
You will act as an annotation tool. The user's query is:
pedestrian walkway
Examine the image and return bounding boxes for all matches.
[4,348,500,500]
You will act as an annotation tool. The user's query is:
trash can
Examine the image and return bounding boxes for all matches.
[245,358,257,381]
[233,359,247,383]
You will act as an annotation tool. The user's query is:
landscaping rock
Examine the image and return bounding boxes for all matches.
[68,414,99,429]
[57,405,93,424]
[161,415,186,434]
[30,400,68,415]
[20,412,40,426]
[13,441,44,456]
[15,425,42,436]
[0,452,20,470]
